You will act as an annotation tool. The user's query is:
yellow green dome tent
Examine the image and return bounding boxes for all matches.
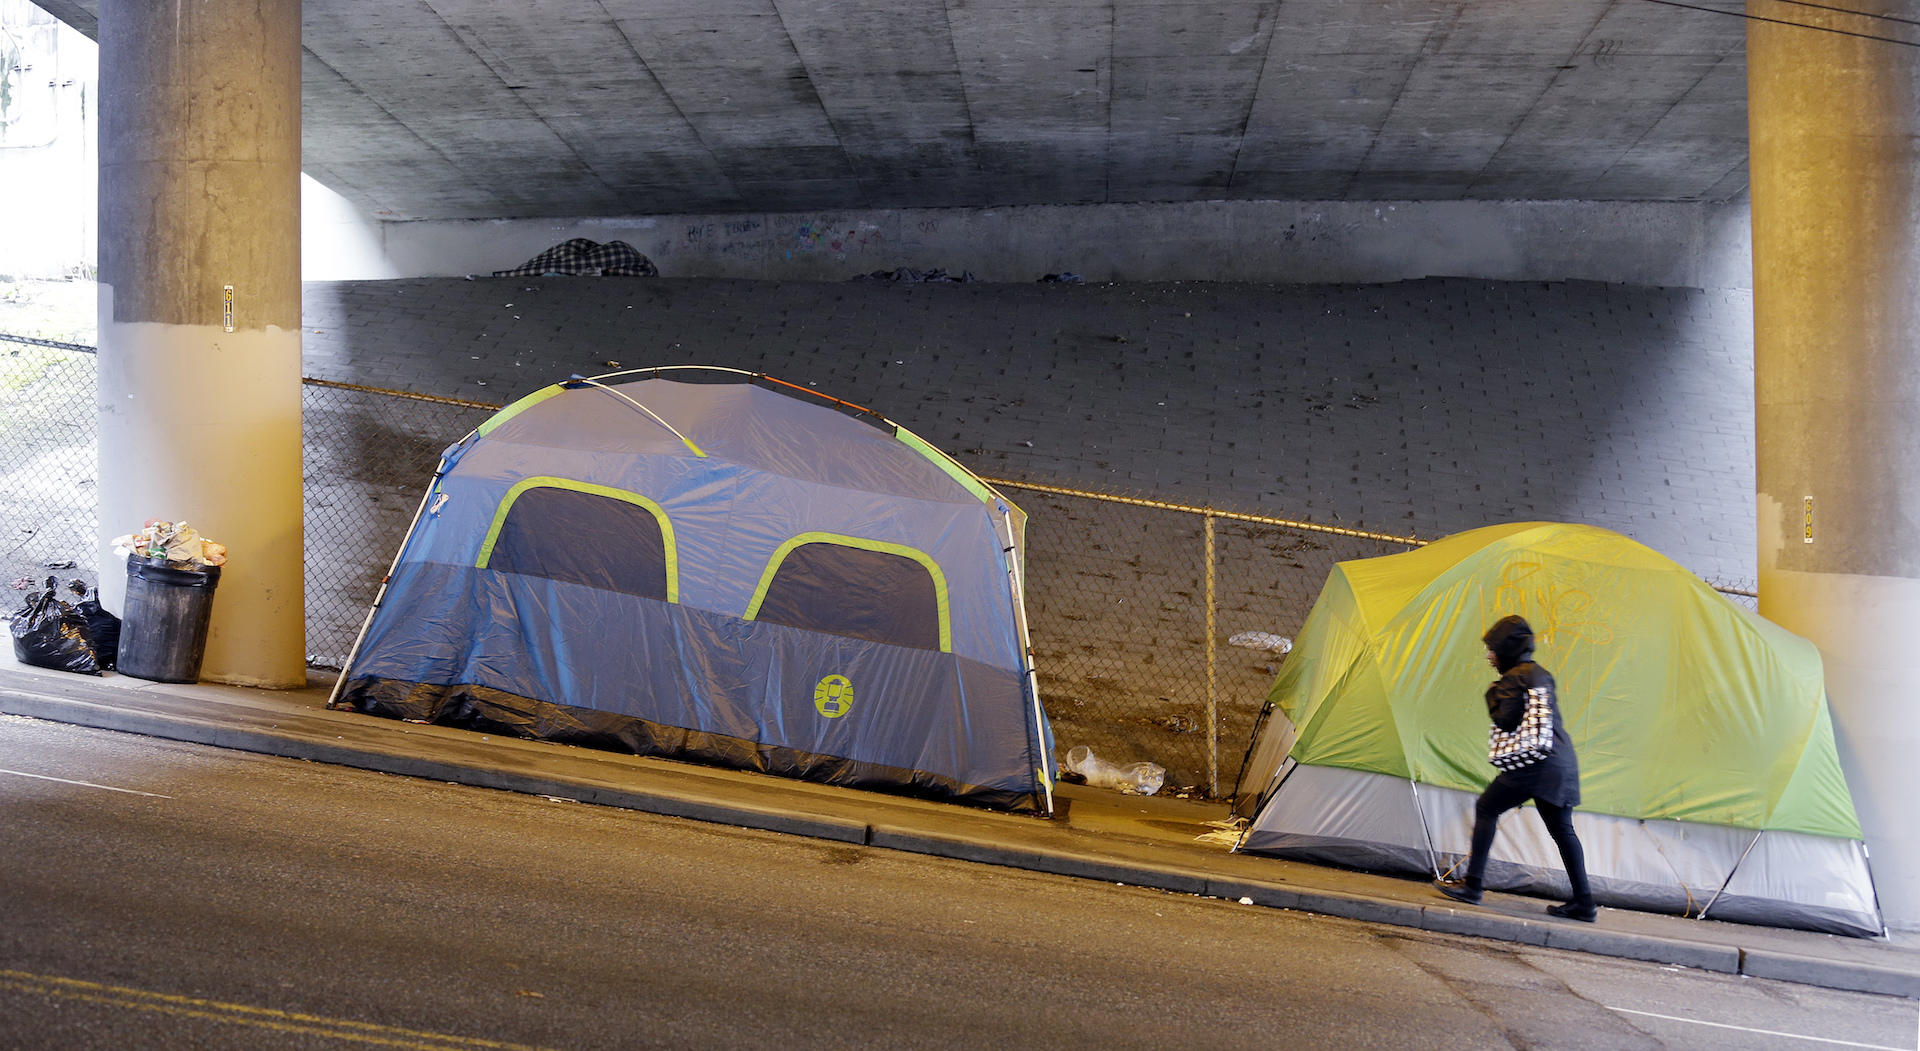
[1235,522,1880,936]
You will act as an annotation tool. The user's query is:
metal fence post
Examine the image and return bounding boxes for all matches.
[1205,511,1218,797]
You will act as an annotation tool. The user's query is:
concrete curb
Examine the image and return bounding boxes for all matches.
[4,682,1913,1000]
[869,825,1215,895]
[0,685,872,845]
[1740,950,1920,999]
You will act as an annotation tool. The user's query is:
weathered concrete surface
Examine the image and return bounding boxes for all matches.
[366,199,1755,288]
[1751,3,1920,933]
[52,1,1751,223]
[302,275,1760,588]
[95,0,306,687]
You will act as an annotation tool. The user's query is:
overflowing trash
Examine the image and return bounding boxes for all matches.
[104,520,226,683]
[10,576,117,675]
[1060,745,1166,796]
[111,520,227,567]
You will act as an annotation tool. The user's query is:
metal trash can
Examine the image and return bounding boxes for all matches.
[118,555,221,683]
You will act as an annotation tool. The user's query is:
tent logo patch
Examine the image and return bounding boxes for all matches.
[813,674,854,718]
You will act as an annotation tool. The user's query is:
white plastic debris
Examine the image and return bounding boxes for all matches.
[110,520,227,566]
[1062,745,1165,796]
[1228,631,1293,654]
[1193,828,1244,848]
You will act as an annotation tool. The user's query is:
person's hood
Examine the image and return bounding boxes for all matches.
[1483,615,1535,673]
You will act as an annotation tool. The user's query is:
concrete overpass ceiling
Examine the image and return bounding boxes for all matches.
[48,0,1750,220]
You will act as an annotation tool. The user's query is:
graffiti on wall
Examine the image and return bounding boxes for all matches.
[678,218,777,257]
[791,221,885,256]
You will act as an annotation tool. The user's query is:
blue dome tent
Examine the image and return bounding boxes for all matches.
[331,367,1055,812]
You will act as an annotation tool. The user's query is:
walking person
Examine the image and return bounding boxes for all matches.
[1436,614,1597,922]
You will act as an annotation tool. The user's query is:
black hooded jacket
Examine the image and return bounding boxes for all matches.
[1482,616,1580,807]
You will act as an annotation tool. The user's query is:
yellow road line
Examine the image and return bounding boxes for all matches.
[0,969,551,1051]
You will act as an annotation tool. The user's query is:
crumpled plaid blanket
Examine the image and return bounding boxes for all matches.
[492,238,658,277]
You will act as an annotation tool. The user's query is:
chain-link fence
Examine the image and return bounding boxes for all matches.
[300,380,495,668]
[1707,582,1759,613]
[995,480,1417,796]
[0,339,497,670]
[0,334,1764,799]
[0,337,97,593]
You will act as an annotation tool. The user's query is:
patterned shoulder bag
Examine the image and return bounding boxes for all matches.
[1488,686,1555,771]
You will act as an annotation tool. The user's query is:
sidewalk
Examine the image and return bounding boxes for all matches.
[4,657,1917,1001]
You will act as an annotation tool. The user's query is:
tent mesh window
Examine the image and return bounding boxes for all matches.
[487,486,670,600]
[756,542,940,651]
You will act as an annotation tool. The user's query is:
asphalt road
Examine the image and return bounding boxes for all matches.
[2,714,1915,1051]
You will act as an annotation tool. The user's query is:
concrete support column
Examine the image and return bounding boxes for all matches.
[1750,9,1920,931]
[96,0,305,687]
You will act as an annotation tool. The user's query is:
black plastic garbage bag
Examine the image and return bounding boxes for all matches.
[11,585,104,676]
[72,591,121,671]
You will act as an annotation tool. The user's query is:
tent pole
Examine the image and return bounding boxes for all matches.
[997,503,1052,816]
[1248,739,1302,819]
[1227,700,1273,805]
[1699,831,1764,921]
[1859,841,1891,938]
[325,457,451,710]
[1410,779,1443,879]
[1204,514,1219,797]
[568,378,707,457]
[1235,756,1297,852]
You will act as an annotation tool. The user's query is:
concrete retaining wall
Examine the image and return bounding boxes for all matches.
[332,199,1754,290]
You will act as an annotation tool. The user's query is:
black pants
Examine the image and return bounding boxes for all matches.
[1462,775,1593,905]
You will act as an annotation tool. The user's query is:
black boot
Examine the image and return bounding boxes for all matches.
[1547,899,1597,922]
[1435,880,1482,906]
